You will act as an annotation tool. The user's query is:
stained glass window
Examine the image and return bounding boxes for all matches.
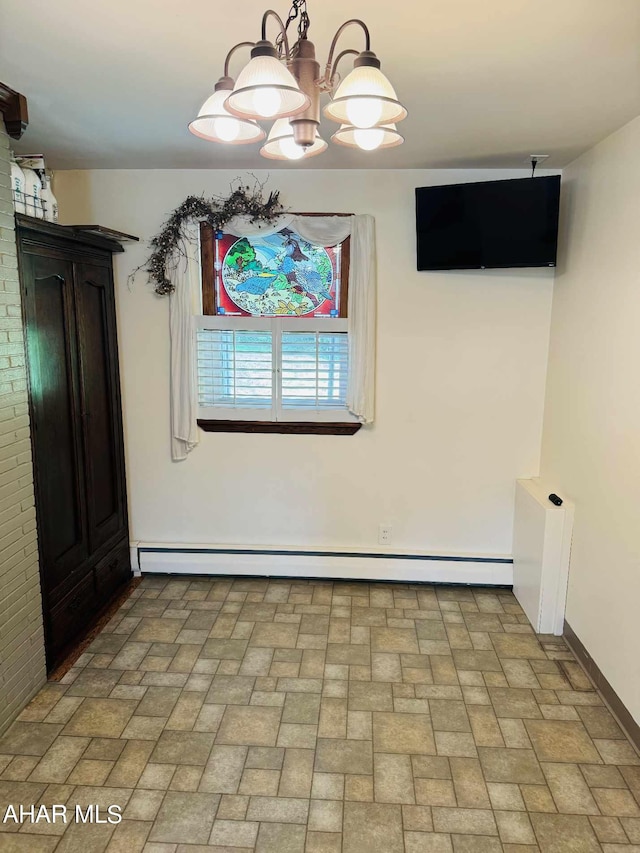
[207,228,346,318]
[197,219,355,428]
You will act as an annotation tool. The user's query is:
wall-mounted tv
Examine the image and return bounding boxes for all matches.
[415,175,561,271]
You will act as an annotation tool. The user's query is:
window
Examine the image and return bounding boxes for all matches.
[197,222,358,433]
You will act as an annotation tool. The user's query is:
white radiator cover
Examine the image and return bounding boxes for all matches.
[513,478,575,635]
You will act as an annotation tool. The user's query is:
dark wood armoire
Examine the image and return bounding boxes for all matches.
[17,216,132,670]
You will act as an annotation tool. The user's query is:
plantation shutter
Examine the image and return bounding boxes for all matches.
[280,330,349,412]
[197,318,274,420]
[196,317,352,423]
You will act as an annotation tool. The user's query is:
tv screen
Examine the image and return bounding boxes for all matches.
[415,175,561,271]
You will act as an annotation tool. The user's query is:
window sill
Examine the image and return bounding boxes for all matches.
[197,420,362,435]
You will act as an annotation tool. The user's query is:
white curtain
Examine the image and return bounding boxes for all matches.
[225,214,351,247]
[168,213,376,459]
[347,214,376,424]
[169,221,201,461]
[225,213,295,237]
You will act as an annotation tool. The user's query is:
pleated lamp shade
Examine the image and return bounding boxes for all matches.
[324,64,407,128]
[225,55,310,121]
[189,87,266,144]
[331,123,404,151]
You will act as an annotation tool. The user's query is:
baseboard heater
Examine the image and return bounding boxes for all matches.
[131,544,513,586]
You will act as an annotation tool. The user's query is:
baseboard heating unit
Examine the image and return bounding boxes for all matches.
[131,544,513,586]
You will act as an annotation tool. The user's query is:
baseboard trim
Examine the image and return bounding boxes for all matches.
[134,544,513,586]
[564,620,640,754]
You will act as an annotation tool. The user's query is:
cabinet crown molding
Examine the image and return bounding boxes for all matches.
[0,81,29,139]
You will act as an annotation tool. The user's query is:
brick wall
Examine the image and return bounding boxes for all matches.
[0,119,46,733]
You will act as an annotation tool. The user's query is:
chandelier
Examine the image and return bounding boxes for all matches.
[188,0,407,161]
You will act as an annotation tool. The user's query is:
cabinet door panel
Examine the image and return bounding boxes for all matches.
[95,537,131,600]
[22,253,89,592]
[75,262,126,551]
[48,571,97,664]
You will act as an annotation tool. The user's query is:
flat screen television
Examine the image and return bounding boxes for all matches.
[415,175,561,271]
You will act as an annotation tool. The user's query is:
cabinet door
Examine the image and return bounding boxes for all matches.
[74,261,127,552]
[22,252,90,595]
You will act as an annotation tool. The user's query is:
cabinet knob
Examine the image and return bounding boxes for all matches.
[67,594,83,612]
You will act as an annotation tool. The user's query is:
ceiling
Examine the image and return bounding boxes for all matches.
[2,0,639,170]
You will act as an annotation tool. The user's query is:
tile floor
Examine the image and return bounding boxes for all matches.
[1,576,639,852]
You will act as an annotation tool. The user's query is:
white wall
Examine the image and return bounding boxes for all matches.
[54,168,555,560]
[540,117,640,722]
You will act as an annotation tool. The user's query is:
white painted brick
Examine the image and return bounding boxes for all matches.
[0,484,33,515]
[1,603,44,645]
[23,538,38,557]
[3,648,46,699]
[0,575,39,614]
[0,460,33,488]
[0,547,38,582]
[0,121,46,735]
[0,577,41,618]
[8,365,22,380]
[19,486,34,504]
[0,596,40,632]
[0,426,30,449]
[0,344,24,360]
[0,456,17,475]
[0,407,17,423]
[0,506,36,539]
[22,517,36,534]
[0,396,28,414]
[0,414,29,436]
[3,643,46,692]
[0,523,26,554]
[0,317,23,331]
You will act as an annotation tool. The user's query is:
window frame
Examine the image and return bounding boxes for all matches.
[197,220,360,434]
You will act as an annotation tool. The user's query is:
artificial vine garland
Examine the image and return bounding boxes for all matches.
[133,183,284,296]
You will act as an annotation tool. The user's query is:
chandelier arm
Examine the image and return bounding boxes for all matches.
[327,49,360,88]
[261,9,292,58]
[324,19,371,80]
[223,41,256,78]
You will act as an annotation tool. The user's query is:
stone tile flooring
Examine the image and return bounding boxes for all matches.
[1,576,639,852]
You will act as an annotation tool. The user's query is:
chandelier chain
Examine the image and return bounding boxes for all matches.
[276,0,310,55]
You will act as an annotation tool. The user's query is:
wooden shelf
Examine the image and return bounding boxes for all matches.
[15,215,134,253]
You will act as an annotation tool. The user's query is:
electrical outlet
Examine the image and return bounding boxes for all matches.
[378,524,393,546]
